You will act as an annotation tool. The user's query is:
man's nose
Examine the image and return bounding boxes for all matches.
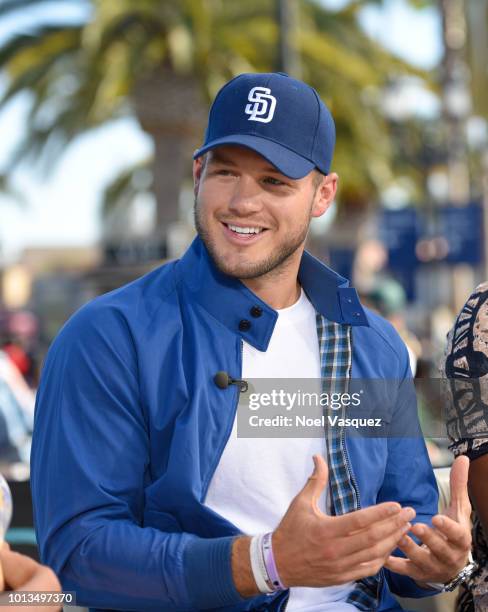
[227,176,263,215]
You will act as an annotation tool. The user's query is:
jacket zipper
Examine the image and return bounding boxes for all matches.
[342,416,388,600]
[341,427,361,511]
[340,332,384,601]
[342,329,360,512]
[341,429,387,603]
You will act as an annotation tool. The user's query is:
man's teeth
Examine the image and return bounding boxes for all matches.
[227,224,263,235]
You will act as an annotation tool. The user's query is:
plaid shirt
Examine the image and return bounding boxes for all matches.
[316,313,382,610]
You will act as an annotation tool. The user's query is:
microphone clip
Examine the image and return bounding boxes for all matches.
[214,371,248,393]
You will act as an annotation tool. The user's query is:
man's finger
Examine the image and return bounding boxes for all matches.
[450,456,470,504]
[332,502,408,537]
[344,558,386,583]
[331,557,390,586]
[410,523,466,568]
[447,456,471,524]
[333,511,413,556]
[396,533,436,572]
[431,515,471,549]
[384,555,425,581]
[334,521,412,566]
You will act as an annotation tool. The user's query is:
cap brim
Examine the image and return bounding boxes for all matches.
[193,135,316,180]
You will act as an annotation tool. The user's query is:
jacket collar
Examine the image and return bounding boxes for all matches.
[177,236,368,352]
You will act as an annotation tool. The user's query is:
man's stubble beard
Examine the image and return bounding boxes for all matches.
[193,195,312,280]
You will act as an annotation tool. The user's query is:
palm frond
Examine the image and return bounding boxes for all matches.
[0,25,79,69]
[0,173,27,206]
[101,158,152,218]
[0,0,87,18]
[0,53,62,109]
[0,0,439,210]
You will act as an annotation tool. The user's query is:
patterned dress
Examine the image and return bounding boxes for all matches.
[444,282,488,612]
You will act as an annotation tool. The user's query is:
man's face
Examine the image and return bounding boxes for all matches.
[193,145,335,280]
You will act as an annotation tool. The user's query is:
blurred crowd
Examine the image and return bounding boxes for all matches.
[0,309,38,471]
[0,263,460,476]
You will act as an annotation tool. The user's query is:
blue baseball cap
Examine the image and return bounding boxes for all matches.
[193,72,336,179]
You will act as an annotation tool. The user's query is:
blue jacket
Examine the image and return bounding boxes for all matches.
[31,236,439,611]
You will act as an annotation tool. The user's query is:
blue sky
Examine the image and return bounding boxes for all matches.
[0,0,443,263]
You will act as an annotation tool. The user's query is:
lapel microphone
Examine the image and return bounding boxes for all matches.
[214,371,248,393]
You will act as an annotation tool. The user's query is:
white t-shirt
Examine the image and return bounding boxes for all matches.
[204,289,356,610]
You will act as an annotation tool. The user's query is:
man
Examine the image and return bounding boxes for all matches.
[31,73,474,611]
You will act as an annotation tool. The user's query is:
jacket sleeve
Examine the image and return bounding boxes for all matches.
[30,300,246,611]
[376,342,441,599]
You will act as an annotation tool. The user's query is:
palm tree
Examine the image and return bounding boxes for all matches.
[0,0,430,257]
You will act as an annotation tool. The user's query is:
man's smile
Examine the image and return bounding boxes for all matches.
[221,221,270,245]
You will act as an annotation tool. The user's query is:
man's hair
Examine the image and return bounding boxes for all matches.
[312,169,325,191]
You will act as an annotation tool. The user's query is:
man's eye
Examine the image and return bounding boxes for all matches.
[263,177,287,186]
[215,169,235,176]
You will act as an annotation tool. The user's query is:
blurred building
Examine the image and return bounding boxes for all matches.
[0,246,102,346]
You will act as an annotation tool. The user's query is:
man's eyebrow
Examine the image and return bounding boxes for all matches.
[207,151,237,166]
[207,150,285,176]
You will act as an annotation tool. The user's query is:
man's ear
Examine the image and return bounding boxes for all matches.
[312,172,338,218]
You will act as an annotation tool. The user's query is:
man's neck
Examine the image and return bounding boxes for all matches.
[241,255,302,310]
[243,278,301,310]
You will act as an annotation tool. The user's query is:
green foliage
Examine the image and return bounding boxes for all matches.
[102,159,151,217]
[0,0,433,212]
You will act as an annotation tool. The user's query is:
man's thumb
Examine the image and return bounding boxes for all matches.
[300,454,329,510]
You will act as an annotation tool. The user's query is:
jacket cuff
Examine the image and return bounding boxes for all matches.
[184,535,246,608]
[384,570,440,598]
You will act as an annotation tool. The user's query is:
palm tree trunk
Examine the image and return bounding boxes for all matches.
[152,129,191,229]
[132,68,206,253]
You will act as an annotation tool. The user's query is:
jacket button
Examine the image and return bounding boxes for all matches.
[250,306,262,318]
[239,319,251,331]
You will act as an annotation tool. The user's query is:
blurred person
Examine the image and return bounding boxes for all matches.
[360,281,450,466]
[1,342,31,381]
[0,349,33,464]
[352,239,389,296]
[0,542,61,612]
[0,346,36,419]
[31,73,474,611]
[4,311,40,389]
[361,278,421,376]
[444,282,488,611]
[0,336,35,465]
